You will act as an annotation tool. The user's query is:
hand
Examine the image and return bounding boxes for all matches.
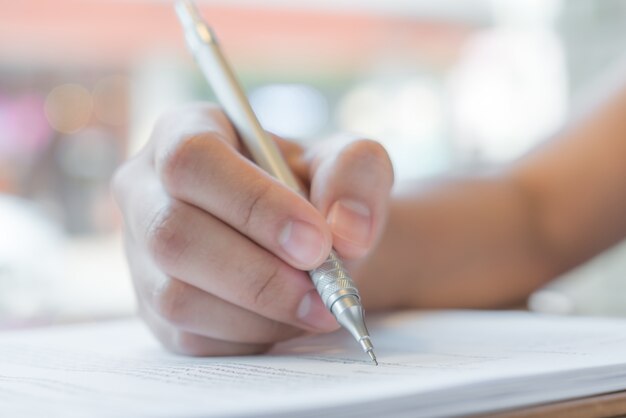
[113,103,394,356]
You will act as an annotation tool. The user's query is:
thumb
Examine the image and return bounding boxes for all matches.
[306,136,394,260]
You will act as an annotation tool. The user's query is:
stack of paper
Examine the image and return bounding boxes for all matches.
[2,310,626,417]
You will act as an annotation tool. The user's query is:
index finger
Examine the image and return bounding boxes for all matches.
[149,103,333,270]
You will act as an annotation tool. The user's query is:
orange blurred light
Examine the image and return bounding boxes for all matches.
[44,84,93,134]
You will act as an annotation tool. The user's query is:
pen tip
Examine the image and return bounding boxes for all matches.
[368,349,378,366]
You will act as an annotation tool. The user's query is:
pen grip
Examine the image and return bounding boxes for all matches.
[309,249,359,310]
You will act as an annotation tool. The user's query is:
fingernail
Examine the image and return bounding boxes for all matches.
[327,199,372,247]
[297,290,338,330]
[279,220,325,266]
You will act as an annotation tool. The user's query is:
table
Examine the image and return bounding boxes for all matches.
[481,392,626,418]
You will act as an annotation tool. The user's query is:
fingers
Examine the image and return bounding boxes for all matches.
[113,103,394,357]
[149,278,305,344]
[307,136,394,259]
[115,165,338,334]
[143,193,336,332]
[139,300,272,356]
[124,238,305,345]
[150,104,332,271]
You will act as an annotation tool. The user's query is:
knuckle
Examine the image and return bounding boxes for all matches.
[145,202,190,272]
[157,134,201,190]
[152,277,188,326]
[244,260,283,311]
[157,133,226,192]
[236,180,273,233]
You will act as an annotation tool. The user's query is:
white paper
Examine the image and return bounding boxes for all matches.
[3,310,626,417]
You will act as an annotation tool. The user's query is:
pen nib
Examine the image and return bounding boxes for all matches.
[368,349,378,366]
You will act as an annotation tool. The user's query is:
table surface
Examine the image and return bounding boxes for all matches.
[479,391,626,418]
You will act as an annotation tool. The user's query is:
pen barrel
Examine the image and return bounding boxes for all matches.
[176,1,375,360]
[181,18,303,193]
[309,249,360,311]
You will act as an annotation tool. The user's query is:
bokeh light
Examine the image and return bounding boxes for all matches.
[249,83,329,140]
[0,92,51,157]
[2,0,626,327]
[44,83,93,134]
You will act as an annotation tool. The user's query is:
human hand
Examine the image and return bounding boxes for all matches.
[113,103,394,356]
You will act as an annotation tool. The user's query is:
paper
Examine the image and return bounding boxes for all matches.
[3,311,626,417]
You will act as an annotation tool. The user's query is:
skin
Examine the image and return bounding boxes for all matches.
[113,78,626,356]
[356,76,626,311]
[113,103,393,355]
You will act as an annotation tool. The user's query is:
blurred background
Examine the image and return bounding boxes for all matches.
[1,0,626,328]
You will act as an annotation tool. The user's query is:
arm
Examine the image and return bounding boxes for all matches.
[355,78,626,310]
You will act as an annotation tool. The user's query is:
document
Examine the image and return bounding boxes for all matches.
[3,310,626,417]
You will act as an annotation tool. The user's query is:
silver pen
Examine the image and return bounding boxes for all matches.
[175,0,377,365]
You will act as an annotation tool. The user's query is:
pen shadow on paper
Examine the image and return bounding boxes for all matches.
[268,312,420,362]
[268,311,498,369]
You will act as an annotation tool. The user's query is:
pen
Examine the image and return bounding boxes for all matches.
[174,0,377,365]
